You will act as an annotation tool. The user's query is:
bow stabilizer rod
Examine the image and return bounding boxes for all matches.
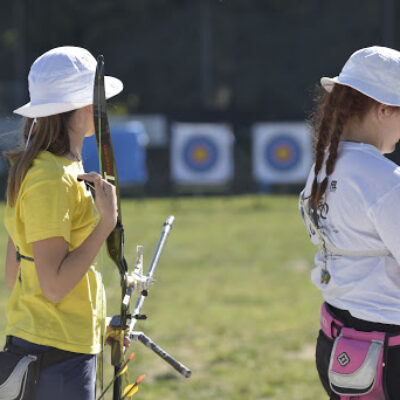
[131,332,191,378]
[129,216,175,330]
[128,216,192,378]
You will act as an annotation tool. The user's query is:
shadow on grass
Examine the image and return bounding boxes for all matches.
[153,372,179,382]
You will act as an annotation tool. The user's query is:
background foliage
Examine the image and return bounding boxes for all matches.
[0,0,396,119]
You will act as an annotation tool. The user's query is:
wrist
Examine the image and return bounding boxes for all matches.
[97,217,116,237]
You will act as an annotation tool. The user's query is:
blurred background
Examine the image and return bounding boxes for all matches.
[0,0,398,197]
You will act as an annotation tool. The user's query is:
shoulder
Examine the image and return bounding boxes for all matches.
[336,143,400,207]
[24,151,75,187]
[19,152,81,202]
[338,143,400,183]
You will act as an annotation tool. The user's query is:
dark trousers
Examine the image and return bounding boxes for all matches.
[316,304,400,400]
[11,337,97,400]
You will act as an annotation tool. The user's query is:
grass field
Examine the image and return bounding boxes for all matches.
[0,195,327,400]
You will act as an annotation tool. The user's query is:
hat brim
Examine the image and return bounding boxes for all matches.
[320,75,400,106]
[14,76,123,118]
[320,76,339,92]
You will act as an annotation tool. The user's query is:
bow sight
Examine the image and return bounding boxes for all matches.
[112,216,191,375]
[99,216,191,400]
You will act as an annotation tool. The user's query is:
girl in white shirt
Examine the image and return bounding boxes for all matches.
[301,46,400,399]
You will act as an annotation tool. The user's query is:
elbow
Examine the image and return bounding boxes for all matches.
[44,294,64,304]
[37,267,68,303]
[40,284,66,303]
[43,291,64,304]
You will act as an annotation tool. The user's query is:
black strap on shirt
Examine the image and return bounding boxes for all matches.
[16,247,34,263]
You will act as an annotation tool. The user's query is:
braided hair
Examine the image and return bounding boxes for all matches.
[308,84,378,207]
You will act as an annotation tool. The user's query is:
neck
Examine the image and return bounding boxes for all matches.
[65,106,93,161]
[341,116,382,151]
[66,135,84,161]
[64,150,82,162]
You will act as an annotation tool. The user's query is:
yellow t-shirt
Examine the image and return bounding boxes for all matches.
[4,151,105,354]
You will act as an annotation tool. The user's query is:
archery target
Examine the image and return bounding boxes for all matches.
[183,136,218,172]
[252,123,312,184]
[171,123,234,185]
[265,135,301,171]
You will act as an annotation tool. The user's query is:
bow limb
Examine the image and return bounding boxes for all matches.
[93,55,129,400]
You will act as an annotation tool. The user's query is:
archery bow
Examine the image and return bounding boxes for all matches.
[93,55,131,400]
[93,55,191,400]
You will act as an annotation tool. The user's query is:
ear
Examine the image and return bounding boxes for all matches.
[375,103,396,121]
[375,103,389,121]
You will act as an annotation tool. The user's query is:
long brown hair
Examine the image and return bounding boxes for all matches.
[5,111,75,206]
[308,84,379,206]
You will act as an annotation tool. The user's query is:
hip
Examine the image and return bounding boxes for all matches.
[9,336,97,400]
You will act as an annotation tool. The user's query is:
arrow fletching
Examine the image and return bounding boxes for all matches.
[122,385,138,398]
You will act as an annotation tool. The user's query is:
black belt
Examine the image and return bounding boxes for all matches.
[326,303,400,334]
[5,336,83,372]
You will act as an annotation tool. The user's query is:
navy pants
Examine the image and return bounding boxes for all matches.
[316,304,400,400]
[11,337,97,400]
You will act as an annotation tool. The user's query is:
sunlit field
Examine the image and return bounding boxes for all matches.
[0,195,327,400]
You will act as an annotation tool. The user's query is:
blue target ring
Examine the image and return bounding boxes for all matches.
[265,135,301,171]
[183,136,218,172]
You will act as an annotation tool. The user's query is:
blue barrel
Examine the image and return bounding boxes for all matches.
[82,121,149,186]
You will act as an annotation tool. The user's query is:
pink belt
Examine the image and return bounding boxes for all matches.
[320,303,400,347]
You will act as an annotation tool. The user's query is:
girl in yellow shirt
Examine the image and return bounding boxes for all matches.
[3,46,123,400]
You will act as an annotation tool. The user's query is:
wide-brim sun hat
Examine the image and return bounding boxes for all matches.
[321,46,400,106]
[14,46,123,118]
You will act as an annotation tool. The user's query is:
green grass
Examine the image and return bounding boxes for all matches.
[0,195,327,399]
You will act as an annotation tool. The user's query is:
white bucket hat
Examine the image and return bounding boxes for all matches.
[321,46,400,106]
[14,46,123,118]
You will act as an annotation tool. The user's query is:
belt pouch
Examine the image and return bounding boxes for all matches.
[328,331,384,397]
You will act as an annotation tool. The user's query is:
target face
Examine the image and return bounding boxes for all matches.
[265,135,301,171]
[183,136,218,172]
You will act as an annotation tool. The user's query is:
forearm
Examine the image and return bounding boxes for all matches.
[39,219,113,302]
[5,237,18,290]
[35,173,117,303]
